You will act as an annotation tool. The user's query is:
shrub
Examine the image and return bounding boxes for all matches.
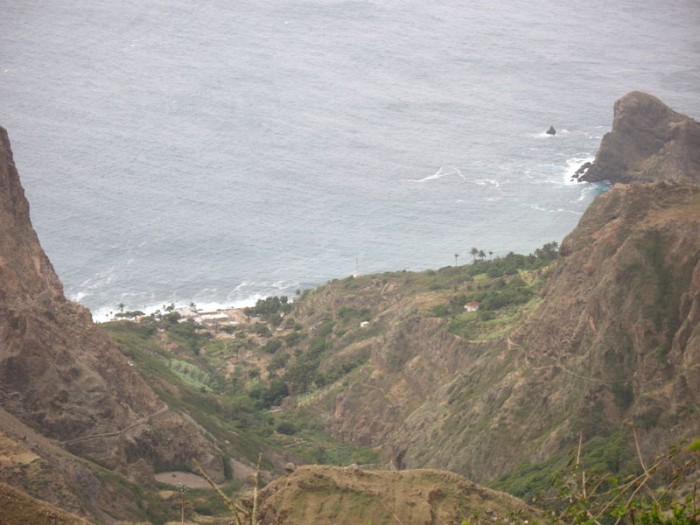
[285,331,303,347]
[263,338,282,354]
[267,352,290,373]
[252,323,272,337]
[276,421,298,435]
[430,304,450,317]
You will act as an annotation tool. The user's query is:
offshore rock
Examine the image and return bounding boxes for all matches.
[580,91,700,184]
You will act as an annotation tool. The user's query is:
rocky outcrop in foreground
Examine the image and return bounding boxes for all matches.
[0,482,89,525]
[579,91,700,184]
[256,465,538,525]
[0,126,223,519]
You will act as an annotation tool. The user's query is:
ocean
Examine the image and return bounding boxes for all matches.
[2,0,699,320]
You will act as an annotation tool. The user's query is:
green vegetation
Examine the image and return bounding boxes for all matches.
[245,295,292,326]
[98,240,700,523]
[100,291,377,483]
[103,242,561,463]
[541,436,699,524]
[490,430,700,525]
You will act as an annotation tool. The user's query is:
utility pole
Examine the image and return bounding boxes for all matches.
[180,484,186,524]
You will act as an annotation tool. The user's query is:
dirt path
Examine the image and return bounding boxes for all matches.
[508,336,637,385]
[61,405,170,446]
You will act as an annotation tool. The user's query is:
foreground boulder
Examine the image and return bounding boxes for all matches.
[0,482,89,525]
[256,465,539,525]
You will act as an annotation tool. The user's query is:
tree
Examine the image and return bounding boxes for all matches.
[454,253,459,266]
[470,247,479,261]
[478,249,486,260]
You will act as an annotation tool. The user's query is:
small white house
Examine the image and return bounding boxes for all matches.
[464,301,480,312]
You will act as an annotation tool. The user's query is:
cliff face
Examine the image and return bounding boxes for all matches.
[503,180,700,450]
[580,91,700,184]
[304,182,700,485]
[0,126,222,512]
[521,180,700,392]
[0,128,64,305]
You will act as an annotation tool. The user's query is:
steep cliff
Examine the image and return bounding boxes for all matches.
[290,182,700,487]
[400,180,700,482]
[0,126,223,519]
[579,91,700,184]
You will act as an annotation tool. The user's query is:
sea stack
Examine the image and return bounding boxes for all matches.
[579,91,700,184]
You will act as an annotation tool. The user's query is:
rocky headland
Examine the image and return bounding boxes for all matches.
[577,91,700,184]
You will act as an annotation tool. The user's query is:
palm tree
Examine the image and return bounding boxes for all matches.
[470,247,479,261]
[478,249,486,260]
[454,253,459,266]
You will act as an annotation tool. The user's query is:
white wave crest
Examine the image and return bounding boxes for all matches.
[69,267,117,306]
[530,203,582,215]
[405,167,501,189]
[406,166,465,183]
[472,178,500,188]
[564,156,595,184]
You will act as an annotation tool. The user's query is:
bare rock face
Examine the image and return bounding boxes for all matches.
[0,126,222,483]
[385,181,700,484]
[580,91,700,184]
[516,180,700,429]
[0,128,64,305]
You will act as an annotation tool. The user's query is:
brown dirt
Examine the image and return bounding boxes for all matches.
[0,482,91,525]
[155,471,212,489]
[256,465,539,525]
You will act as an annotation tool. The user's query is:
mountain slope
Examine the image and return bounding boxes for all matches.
[0,481,90,525]
[0,126,224,520]
[279,95,700,487]
[398,181,700,483]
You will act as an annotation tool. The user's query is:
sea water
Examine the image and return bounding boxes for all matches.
[1,0,699,320]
